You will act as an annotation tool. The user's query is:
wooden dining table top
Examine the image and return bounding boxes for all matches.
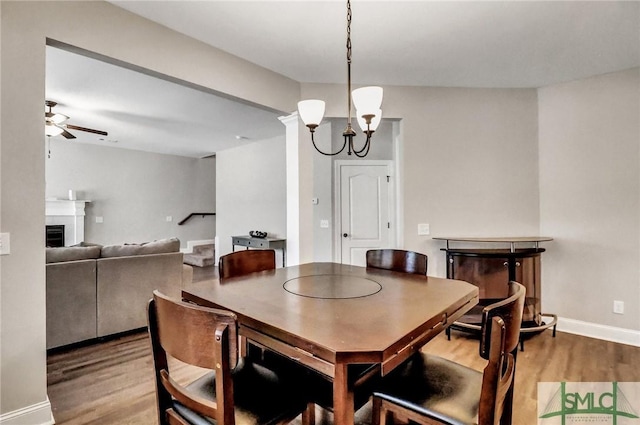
[182,262,479,367]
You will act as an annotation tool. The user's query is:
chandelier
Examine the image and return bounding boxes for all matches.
[297,0,383,157]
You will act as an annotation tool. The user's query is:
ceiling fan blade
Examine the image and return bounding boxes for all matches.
[61,129,76,139]
[65,124,108,136]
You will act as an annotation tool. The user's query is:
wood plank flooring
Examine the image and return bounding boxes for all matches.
[47,267,640,424]
[47,325,640,425]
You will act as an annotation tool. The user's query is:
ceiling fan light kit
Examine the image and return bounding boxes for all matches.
[45,122,64,137]
[45,111,69,125]
[44,100,108,140]
[297,0,383,158]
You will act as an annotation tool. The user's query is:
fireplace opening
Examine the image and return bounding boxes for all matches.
[46,225,65,247]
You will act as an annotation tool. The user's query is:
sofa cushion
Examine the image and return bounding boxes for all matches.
[46,246,102,263]
[72,242,103,248]
[100,237,180,258]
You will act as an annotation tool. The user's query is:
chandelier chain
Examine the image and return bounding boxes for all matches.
[299,0,380,157]
[346,0,352,64]
[345,0,353,130]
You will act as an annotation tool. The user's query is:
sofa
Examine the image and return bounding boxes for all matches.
[46,238,193,349]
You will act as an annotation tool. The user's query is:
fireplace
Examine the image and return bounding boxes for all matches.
[46,225,65,247]
[45,199,90,246]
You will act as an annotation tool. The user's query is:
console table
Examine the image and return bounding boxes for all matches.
[434,236,557,349]
[231,236,286,267]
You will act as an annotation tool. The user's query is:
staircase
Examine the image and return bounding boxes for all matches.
[183,243,215,267]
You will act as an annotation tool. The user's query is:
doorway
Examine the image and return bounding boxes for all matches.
[335,160,396,266]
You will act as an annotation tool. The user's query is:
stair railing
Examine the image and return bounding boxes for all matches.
[178,212,216,225]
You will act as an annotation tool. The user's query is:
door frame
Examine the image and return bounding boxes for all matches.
[333,160,398,263]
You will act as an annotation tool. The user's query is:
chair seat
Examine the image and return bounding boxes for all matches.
[173,358,309,425]
[375,353,482,425]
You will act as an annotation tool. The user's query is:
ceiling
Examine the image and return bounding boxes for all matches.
[47,1,640,158]
[45,47,286,158]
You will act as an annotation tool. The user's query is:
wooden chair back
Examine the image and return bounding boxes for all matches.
[148,290,239,425]
[478,316,516,425]
[480,281,525,359]
[219,249,276,280]
[366,249,428,275]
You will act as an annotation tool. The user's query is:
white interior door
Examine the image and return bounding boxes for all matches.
[337,161,394,266]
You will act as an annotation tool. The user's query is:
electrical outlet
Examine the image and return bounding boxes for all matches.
[95,216,104,223]
[320,219,329,228]
[166,216,173,222]
[613,300,624,315]
[417,223,430,236]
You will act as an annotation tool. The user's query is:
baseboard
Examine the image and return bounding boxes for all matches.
[0,397,54,425]
[557,317,640,347]
[181,239,215,254]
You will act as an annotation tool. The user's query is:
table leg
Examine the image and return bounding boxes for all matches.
[333,364,355,425]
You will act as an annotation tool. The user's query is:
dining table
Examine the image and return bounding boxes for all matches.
[182,262,479,425]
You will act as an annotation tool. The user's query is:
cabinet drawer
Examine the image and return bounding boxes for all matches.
[233,237,268,248]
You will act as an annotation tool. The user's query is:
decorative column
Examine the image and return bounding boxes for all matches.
[280,112,314,266]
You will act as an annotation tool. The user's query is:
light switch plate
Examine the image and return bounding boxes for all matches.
[613,300,624,314]
[417,223,430,236]
[0,233,10,255]
[320,219,329,228]
[96,216,104,223]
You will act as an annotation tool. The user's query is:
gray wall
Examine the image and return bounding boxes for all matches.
[302,83,541,277]
[216,136,287,266]
[2,0,639,421]
[45,140,216,247]
[310,119,396,262]
[539,68,640,330]
[0,1,298,420]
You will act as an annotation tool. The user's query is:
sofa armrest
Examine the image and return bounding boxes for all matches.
[182,264,194,287]
[46,259,97,349]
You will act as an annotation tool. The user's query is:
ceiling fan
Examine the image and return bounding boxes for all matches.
[45,100,108,139]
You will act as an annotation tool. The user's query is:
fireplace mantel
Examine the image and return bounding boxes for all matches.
[45,199,91,246]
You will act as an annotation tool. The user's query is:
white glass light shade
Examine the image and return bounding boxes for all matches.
[50,113,69,124]
[297,99,325,126]
[45,122,63,137]
[357,109,382,132]
[352,86,383,116]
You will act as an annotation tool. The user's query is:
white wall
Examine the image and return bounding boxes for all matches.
[0,1,299,421]
[45,140,215,247]
[216,136,287,266]
[539,68,640,331]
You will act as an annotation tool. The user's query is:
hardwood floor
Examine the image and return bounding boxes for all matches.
[191,264,218,283]
[47,324,640,425]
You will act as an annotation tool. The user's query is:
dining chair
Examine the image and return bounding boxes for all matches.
[366,249,428,275]
[148,290,314,425]
[218,249,277,360]
[371,281,525,425]
[219,249,276,280]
